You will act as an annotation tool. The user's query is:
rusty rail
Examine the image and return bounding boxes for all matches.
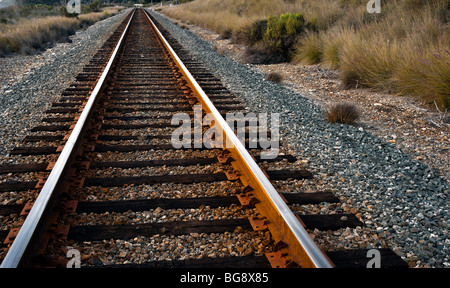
[143,9,333,268]
[0,9,136,269]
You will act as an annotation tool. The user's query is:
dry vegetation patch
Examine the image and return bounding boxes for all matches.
[161,0,450,109]
[0,7,120,56]
[325,102,360,125]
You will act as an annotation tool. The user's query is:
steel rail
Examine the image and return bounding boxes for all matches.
[0,9,136,268]
[144,10,334,268]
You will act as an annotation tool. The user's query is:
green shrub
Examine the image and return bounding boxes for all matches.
[89,1,101,13]
[248,19,268,44]
[242,12,305,63]
[263,12,305,53]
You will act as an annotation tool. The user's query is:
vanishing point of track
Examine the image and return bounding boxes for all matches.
[0,8,406,268]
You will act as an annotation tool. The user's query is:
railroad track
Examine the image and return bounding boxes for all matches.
[0,8,407,269]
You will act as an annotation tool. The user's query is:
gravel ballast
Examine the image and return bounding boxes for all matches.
[0,10,130,157]
[149,10,449,268]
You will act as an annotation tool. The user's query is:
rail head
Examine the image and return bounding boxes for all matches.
[144,9,333,268]
[0,9,136,269]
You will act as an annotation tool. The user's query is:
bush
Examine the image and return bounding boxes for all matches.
[325,102,360,125]
[89,1,101,13]
[263,12,305,53]
[219,28,233,40]
[247,19,268,45]
[265,72,283,83]
[241,13,305,63]
[242,43,286,64]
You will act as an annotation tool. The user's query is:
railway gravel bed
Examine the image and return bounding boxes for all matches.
[2,8,398,269]
[0,9,131,157]
[152,10,449,268]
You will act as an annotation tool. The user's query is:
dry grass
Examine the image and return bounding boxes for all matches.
[331,2,449,107]
[161,0,450,109]
[265,72,283,83]
[0,9,119,56]
[162,0,306,34]
[0,16,78,55]
[325,102,360,125]
[293,32,323,64]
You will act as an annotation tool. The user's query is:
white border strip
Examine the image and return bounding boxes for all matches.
[0,9,136,268]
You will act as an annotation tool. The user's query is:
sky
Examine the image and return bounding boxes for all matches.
[0,0,16,9]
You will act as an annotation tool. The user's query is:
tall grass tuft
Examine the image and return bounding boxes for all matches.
[325,102,360,125]
[265,72,284,83]
[293,32,323,64]
[392,40,450,108]
[338,33,399,90]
